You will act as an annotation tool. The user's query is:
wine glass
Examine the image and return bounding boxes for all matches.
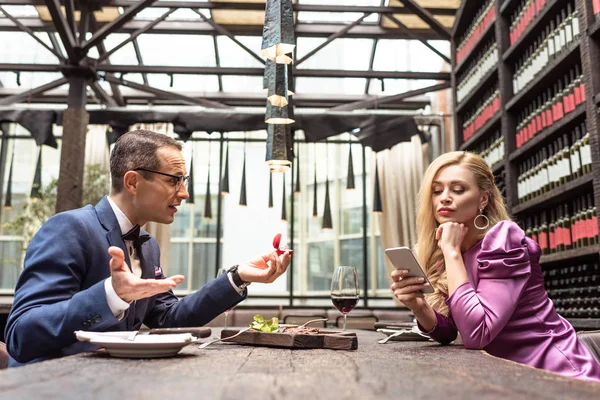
[217,267,235,330]
[330,266,360,331]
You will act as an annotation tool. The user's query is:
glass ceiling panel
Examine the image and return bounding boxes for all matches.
[296,77,366,95]
[147,74,220,92]
[98,33,139,65]
[0,5,39,17]
[134,7,211,20]
[216,36,264,68]
[407,40,449,72]
[371,39,409,71]
[298,0,380,23]
[137,34,216,66]
[295,38,374,71]
[0,71,65,90]
[381,14,454,29]
[372,39,448,73]
[221,76,263,93]
[0,32,59,64]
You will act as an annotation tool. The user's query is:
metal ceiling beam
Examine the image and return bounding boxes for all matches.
[0,19,447,40]
[383,13,450,64]
[0,76,67,105]
[0,88,430,109]
[296,12,372,67]
[394,0,451,40]
[192,9,264,66]
[0,6,64,61]
[90,15,125,106]
[0,63,450,80]
[97,8,176,63]
[213,35,223,92]
[43,0,77,60]
[88,81,119,107]
[47,32,65,58]
[0,1,457,16]
[365,39,379,94]
[81,0,158,54]
[132,38,149,86]
[331,81,450,111]
[63,0,76,41]
[102,74,231,109]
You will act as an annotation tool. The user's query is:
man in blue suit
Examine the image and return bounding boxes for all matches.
[5,130,292,366]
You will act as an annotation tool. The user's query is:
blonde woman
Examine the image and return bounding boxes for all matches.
[391,151,600,382]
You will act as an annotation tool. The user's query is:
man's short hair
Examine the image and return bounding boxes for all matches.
[110,129,182,192]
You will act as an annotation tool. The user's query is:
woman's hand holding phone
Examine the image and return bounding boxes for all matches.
[390,268,431,312]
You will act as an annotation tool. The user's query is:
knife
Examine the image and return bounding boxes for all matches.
[146,327,211,338]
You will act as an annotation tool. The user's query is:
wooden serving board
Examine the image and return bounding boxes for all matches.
[220,328,358,350]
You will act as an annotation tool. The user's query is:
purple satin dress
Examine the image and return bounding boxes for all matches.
[420,220,600,382]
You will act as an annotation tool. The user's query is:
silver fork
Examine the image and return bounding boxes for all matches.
[198,327,251,349]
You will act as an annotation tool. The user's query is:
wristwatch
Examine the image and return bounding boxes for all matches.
[228,265,250,291]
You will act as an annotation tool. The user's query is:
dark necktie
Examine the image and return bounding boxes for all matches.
[121,224,151,251]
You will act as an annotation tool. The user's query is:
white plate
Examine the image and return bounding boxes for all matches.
[75,331,198,358]
[377,328,431,342]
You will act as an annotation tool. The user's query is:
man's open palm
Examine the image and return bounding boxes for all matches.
[108,246,185,303]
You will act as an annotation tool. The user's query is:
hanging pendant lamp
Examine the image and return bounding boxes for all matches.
[264,59,291,107]
[187,149,195,204]
[373,159,383,214]
[265,100,295,125]
[312,157,318,218]
[322,176,332,230]
[346,141,355,190]
[268,171,274,208]
[220,139,230,194]
[281,173,287,222]
[265,123,293,173]
[4,145,14,209]
[204,142,212,220]
[239,143,248,207]
[30,147,42,199]
[261,0,295,64]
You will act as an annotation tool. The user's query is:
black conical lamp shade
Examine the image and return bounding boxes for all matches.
[346,144,355,190]
[221,141,230,194]
[4,148,14,209]
[30,147,42,199]
[281,173,287,221]
[261,0,295,64]
[322,177,332,230]
[373,161,383,213]
[187,152,195,204]
[239,152,247,206]
[204,166,212,220]
[294,142,300,194]
[268,172,274,208]
[312,166,318,218]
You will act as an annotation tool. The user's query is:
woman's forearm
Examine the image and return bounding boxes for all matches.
[443,249,469,296]
[413,303,437,331]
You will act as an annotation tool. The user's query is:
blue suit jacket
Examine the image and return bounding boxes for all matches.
[5,196,245,365]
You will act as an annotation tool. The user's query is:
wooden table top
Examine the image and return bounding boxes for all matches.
[1,329,598,400]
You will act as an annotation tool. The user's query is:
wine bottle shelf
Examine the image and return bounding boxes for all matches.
[492,159,505,175]
[539,244,600,264]
[589,19,600,38]
[595,93,600,106]
[512,173,593,214]
[508,104,586,161]
[567,318,600,330]
[459,112,501,151]
[456,67,498,113]
[454,20,497,75]
[505,41,580,111]
[502,0,564,62]
[500,0,516,15]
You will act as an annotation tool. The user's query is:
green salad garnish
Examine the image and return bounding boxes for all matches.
[250,314,280,333]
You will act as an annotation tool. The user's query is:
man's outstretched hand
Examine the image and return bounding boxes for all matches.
[108,246,185,303]
[238,249,292,284]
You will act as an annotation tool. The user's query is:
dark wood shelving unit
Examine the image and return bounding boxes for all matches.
[502,0,563,61]
[492,159,505,175]
[452,0,600,335]
[539,245,600,264]
[589,18,600,38]
[458,112,501,151]
[512,174,593,214]
[453,19,497,75]
[455,66,498,113]
[508,105,586,161]
[505,41,580,111]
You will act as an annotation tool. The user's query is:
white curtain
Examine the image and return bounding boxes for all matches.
[377,134,429,286]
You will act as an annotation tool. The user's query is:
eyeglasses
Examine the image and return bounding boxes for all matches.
[134,168,190,190]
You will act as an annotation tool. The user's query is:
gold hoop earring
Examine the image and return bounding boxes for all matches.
[474,208,490,230]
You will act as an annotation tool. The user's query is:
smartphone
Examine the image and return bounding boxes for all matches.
[384,247,434,294]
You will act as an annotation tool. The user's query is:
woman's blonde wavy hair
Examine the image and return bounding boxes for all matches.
[415,151,510,316]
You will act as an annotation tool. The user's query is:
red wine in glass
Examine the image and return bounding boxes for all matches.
[330,266,360,331]
[331,296,359,314]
